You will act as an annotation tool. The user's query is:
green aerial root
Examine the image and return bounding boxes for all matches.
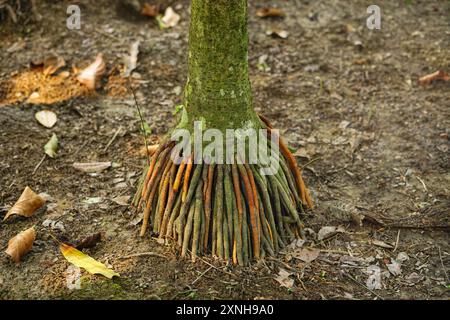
[132,115,313,265]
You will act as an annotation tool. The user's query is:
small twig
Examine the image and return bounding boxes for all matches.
[119,252,168,260]
[32,155,46,175]
[343,273,384,300]
[128,81,151,165]
[191,266,213,285]
[393,230,401,253]
[188,249,238,278]
[300,156,322,169]
[103,126,122,152]
[438,247,449,283]
[415,176,428,192]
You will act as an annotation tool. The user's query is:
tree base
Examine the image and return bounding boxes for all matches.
[133,115,313,265]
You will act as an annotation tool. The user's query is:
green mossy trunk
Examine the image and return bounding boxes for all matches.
[182,0,260,132]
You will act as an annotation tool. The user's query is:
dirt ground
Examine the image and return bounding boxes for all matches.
[0,0,449,300]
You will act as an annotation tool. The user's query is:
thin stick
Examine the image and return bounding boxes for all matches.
[343,273,384,300]
[103,126,122,152]
[32,155,46,175]
[393,230,400,253]
[191,266,213,285]
[119,252,168,259]
[128,81,151,165]
[438,246,449,283]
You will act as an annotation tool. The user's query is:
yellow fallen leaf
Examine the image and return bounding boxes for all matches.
[60,243,119,279]
[4,186,45,221]
[5,227,36,263]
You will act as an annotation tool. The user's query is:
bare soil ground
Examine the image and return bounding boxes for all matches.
[0,0,449,300]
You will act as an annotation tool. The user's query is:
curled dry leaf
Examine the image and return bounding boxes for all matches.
[43,56,66,76]
[3,186,45,221]
[372,239,394,249]
[123,41,140,77]
[27,92,40,104]
[274,268,294,289]
[44,133,58,158]
[256,7,285,18]
[73,161,112,173]
[266,29,289,39]
[139,144,159,157]
[76,53,105,90]
[160,7,180,28]
[60,243,119,279]
[35,110,57,128]
[317,226,345,241]
[419,70,449,85]
[141,3,159,18]
[5,227,36,263]
[75,232,103,250]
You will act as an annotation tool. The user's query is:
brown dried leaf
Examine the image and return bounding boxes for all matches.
[3,187,45,221]
[372,239,394,249]
[256,7,285,18]
[274,268,294,288]
[43,56,66,76]
[141,3,159,18]
[139,144,159,157]
[292,248,320,263]
[419,70,449,85]
[112,195,131,206]
[5,227,36,263]
[75,232,103,250]
[76,53,106,90]
[73,161,112,173]
[317,226,345,241]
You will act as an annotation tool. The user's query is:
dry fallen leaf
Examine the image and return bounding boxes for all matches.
[317,226,345,241]
[274,268,294,288]
[123,41,140,77]
[35,110,57,128]
[139,144,159,157]
[73,162,112,173]
[256,7,285,18]
[76,53,106,90]
[3,186,45,221]
[292,247,320,263]
[112,195,131,206]
[419,70,449,85]
[160,7,180,28]
[141,3,159,18]
[27,92,40,104]
[75,232,103,250]
[5,227,36,263]
[44,133,58,158]
[43,56,66,76]
[372,239,394,249]
[266,29,289,39]
[60,243,119,279]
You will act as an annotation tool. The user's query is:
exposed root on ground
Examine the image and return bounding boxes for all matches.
[133,115,313,265]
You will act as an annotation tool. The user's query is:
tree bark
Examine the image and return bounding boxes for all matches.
[182,0,260,132]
